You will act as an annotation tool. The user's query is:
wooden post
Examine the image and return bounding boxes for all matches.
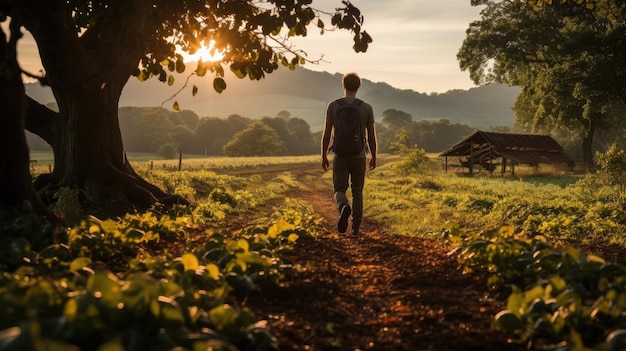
[178,151,183,171]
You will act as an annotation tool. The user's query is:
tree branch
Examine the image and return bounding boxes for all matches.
[24,97,59,147]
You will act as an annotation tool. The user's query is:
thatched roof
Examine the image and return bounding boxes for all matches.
[439,130,574,165]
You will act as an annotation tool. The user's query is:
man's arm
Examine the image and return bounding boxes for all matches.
[367,122,377,170]
[321,114,333,171]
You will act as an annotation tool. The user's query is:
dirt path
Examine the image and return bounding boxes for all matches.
[245,188,525,351]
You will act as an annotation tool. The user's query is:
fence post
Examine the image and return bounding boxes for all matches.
[178,151,183,171]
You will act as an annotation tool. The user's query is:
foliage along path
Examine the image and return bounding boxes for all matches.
[244,187,525,351]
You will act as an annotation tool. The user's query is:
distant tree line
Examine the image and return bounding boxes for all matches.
[119,107,317,157]
[374,109,486,154]
[27,106,492,157]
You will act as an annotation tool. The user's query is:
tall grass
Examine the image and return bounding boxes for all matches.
[29,151,625,247]
[365,158,625,247]
[30,151,320,175]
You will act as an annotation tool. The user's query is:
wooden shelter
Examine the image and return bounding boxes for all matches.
[439,130,575,176]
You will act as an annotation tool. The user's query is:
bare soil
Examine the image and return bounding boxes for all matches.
[244,187,526,351]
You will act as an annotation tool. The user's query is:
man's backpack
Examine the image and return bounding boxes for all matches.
[331,98,365,156]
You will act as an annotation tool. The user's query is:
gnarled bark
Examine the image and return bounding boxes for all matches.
[0,19,50,216]
[17,1,187,216]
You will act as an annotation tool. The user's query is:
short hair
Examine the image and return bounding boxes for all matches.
[342,72,361,92]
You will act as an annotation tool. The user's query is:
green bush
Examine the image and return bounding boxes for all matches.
[0,203,314,349]
[595,143,626,204]
[453,224,626,350]
[157,142,179,160]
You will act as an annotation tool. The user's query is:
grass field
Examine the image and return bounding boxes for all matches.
[29,151,321,173]
[132,152,625,248]
[30,150,623,247]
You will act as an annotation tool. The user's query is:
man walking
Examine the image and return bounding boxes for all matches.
[321,72,377,236]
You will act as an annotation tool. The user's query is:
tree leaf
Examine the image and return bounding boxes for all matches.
[70,257,92,272]
[236,252,272,267]
[87,271,122,308]
[237,238,249,252]
[196,62,207,77]
[206,263,220,280]
[175,59,185,73]
[156,296,185,327]
[180,253,199,271]
[208,305,238,332]
[137,69,149,81]
[213,77,227,93]
[230,67,246,79]
[97,340,125,351]
[549,276,567,292]
[215,64,225,77]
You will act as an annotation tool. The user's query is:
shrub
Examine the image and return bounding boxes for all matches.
[394,145,428,175]
[595,143,626,204]
[157,142,179,159]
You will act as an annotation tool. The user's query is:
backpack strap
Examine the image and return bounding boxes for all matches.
[336,97,362,106]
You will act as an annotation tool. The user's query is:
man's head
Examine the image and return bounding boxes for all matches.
[342,72,361,93]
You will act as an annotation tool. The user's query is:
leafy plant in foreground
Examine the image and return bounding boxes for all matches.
[452,224,626,350]
[68,211,189,261]
[0,204,66,271]
[0,196,318,350]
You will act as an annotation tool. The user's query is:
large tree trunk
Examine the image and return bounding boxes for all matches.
[18,1,187,216]
[581,115,597,173]
[49,75,167,209]
[0,20,49,216]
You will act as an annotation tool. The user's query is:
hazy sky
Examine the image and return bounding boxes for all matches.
[12,0,483,94]
[291,0,484,93]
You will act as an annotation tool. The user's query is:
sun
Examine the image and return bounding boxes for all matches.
[178,40,224,63]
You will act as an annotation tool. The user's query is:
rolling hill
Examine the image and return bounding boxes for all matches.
[25,67,520,131]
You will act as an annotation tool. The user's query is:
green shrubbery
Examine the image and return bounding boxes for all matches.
[596,143,626,205]
[453,224,626,351]
[0,167,317,350]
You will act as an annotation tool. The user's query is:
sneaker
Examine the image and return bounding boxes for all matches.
[337,204,351,233]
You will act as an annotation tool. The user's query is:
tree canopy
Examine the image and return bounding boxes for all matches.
[223,121,284,156]
[0,0,371,217]
[382,109,412,129]
[458,0,626,170]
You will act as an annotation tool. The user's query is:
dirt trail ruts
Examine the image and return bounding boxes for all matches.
[245,188,525,351]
